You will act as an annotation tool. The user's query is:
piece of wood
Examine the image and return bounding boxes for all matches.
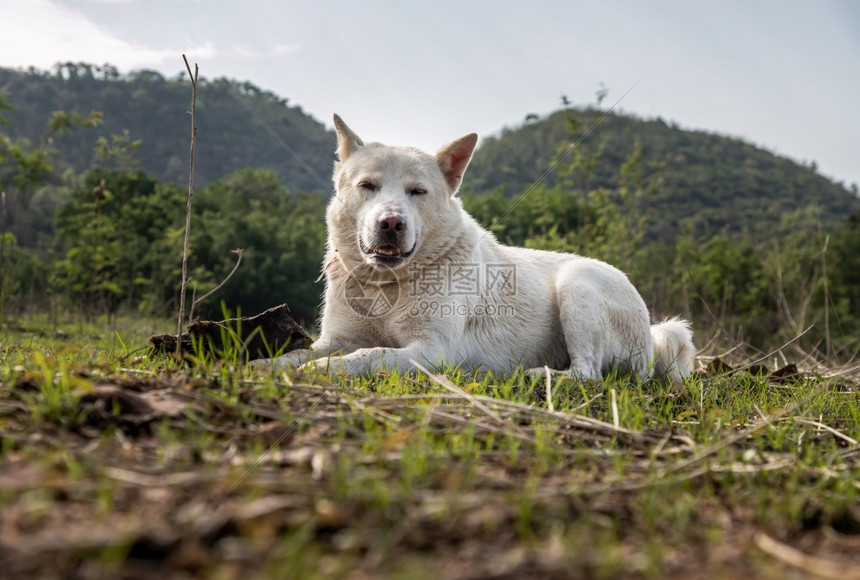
[150,303,311,360]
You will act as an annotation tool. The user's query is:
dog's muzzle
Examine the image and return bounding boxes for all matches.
[359,236,416,265]
[359,214,416,266]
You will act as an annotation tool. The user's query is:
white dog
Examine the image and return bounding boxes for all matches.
[260,115,695,382]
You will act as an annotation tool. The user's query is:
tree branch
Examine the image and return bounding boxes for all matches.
[189,248,244,322]
[176,54,198,356]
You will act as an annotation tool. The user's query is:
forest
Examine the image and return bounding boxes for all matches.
[2,63,859,359]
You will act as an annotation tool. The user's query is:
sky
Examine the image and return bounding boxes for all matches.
[2,0,859,189]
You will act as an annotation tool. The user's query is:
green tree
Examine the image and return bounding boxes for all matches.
[829,212,860,351]
[677,232,774,345]
[191,168,327,324]
[53,169,186,315]
[0,93,101,319]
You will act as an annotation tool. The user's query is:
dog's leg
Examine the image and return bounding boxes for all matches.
[523,366,597,382]
[251,336,353,371]
[250,349,312,370]
[554,264,652,381]
[555,285,606,381]
[303,343,447,376]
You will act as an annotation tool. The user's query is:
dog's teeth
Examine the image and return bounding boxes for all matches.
[376,246,401,256]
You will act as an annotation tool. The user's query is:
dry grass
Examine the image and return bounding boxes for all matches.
[0,319,858,578]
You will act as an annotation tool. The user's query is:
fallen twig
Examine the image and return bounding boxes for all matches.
[659,380,833,477]
[793,417,858,446]
[754,531,860,580]
[411,360,505,424]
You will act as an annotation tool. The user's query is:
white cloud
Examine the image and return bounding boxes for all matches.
[0,0,215,72]
[231,44,261,58]
[270,43,300,56]
[230,43,300,59]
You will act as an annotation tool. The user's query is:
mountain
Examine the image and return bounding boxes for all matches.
[0,63,336,192]
[2,64,857,243]
[462,109,860,242]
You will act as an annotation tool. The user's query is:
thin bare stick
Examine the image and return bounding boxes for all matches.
[104,467,206,487]
[794,417,858,446]
[733,325,814,373]
[411,360,504,423]
[753,404,771,427]
[573,393,603,413]
[189,248,243,322]
[822,363,860,380]
[544,365,554,413]
[177,54,198,356]
[754,531,858,580]
[660,380,832,476]
[610,387,619,431]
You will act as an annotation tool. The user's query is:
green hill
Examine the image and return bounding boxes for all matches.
[463,109,860,242]
[3,64,860,346]
[2,63,857,244]
[0,63,335,192]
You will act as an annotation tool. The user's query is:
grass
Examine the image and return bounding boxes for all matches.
[0,315,858,579]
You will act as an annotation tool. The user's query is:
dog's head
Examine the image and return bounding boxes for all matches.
[328,115,478,270]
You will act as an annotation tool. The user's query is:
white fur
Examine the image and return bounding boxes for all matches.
[258,115,696,382]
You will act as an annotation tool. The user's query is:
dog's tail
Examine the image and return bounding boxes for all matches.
[651,317,696,383]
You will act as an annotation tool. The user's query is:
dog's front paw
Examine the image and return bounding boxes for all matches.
[249,350,311,372]
[300,356,347,375]
[524,366,559,381]
[523,366,586,383]
[248,358,272,370]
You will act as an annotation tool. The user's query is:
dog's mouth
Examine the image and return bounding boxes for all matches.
[359,238,416,265]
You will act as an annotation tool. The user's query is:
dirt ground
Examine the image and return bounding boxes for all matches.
[1,356,859,579]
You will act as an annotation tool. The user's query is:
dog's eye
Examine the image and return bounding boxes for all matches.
[409,187,427,196]
[358,180,377,192]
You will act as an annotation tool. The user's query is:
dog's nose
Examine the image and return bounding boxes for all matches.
[379,215,404,232]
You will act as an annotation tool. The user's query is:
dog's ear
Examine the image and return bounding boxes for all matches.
[436,133,478,194]
[333,114,364,161]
